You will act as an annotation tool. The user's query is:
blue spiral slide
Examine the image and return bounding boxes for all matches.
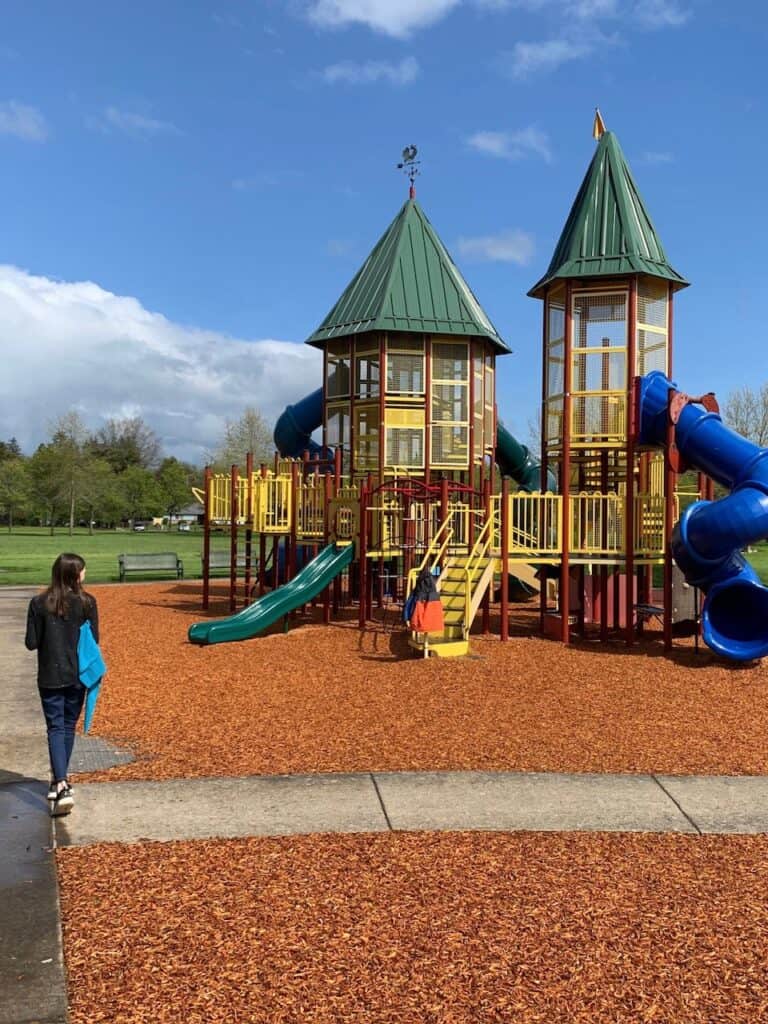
[639,371,768,661]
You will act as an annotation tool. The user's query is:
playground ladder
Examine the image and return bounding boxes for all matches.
[409,509,496,658]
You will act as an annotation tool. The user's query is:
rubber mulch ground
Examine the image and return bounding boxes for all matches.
[81,582,768,780]
[58,831,768,1023]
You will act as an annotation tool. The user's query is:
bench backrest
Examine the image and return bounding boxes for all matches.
[206,551,247,568]
[119,553,180,569]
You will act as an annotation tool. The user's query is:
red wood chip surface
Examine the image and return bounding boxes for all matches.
[79,583,768,779]
[58,832,768,1023]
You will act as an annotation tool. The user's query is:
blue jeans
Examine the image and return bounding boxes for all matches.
[39,685,85,782]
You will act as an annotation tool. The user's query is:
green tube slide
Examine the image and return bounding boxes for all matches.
[188,543,354,646]
[496,422,556,493]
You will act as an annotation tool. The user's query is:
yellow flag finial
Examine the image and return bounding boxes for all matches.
[593,108,606,140]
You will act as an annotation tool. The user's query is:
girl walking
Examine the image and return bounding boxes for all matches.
[25,553,100,816]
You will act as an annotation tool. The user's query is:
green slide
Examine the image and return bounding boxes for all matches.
[188,543,354,645]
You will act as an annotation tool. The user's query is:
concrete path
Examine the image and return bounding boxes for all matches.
[51,769,768,847]
[3,586,768,1022]
[0,587,68,1024]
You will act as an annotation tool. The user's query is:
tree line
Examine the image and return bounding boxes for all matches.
[0,406,276,534]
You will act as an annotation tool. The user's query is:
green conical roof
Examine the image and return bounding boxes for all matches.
[528,131,688,298]
[307,198,510,352]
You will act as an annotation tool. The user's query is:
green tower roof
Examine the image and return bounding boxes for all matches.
[307,198,510,353]
[528,130,688,298]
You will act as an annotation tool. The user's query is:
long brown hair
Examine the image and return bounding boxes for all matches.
[46,553,93,617]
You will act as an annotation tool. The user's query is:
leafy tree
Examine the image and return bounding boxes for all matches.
[156,457,195,521]
[50,412,90,536]
[89,417,162,472]
[723,384,768,447]
[28,444,67,534]
[210,407,274,469]
[0,437,23,462]
[0,458,31,532]
[77,457,119,534]
[119,466,164,523]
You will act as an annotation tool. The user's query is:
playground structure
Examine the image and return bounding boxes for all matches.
[190,116,768,662]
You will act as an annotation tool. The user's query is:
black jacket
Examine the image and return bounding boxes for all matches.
[25,592,100,690]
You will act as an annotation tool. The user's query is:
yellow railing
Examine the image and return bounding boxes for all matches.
[570,491,623,555]
[635,494,665,556]
[491,493,563,559]
[253,475,292,533]
[407,516,454,597]
[296,480,325,538]
[461,510,496,632]
[209,474,233,522]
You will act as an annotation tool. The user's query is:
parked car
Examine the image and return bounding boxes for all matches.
[132,522,146,532]
[178,521,191,532]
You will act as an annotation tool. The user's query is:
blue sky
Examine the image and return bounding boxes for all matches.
[1,0,766,461]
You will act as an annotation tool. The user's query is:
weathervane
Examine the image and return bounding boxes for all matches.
[397,144,420,198]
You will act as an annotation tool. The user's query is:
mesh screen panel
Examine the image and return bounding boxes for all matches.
[547,343,564,398]
[638,279,668,328]
[571,395,626,441]
[354,405,379,470]
[355,352,380,398]
[386,427,424,467]
[432,342,469,382]
[431,424,469,466]
[573,293,627,348]
[637,329,668,375]
[387,352,424,394]
[432,383,468,422]
[546,398,563,443]
[573,350,625,392]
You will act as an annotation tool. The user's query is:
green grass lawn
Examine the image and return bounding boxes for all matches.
[2,528,767,589]
[0,527,235,585]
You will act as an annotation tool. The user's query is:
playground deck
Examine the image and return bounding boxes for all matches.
[80,583,768,781]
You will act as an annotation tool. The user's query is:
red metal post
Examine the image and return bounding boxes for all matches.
[244,452,253,606]
[540,287,549,629]
[500,477,510,642]
[258,464,267,597]
[560,281,574,644]
[229,464,238,613]
[202,465,212,611]
[664,392,676,651]
[663,287,676,650]
[290,461,299,584]
[323,472,332,624]
[482,478,491,635]
[358,483,368,628]
[625,279,638,645]
[424,337,431,487]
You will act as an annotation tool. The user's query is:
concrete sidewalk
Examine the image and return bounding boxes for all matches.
[51,769,768,847]
[3,586,768,1023]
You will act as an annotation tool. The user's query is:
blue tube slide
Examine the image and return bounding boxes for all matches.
[639,370,768,661]
[273,388,325,458]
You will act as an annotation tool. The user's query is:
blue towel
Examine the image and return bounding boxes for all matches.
[78,621,106,690]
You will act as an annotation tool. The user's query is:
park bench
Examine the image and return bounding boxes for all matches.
[118,552,184,582]
[204,550,248,575]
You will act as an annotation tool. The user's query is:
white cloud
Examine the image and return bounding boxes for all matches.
[306,0,460,38]
[507,37,592,78]
[456,229,534,264]
[640,150,674,164]
[322,56,420,85]
[633,0,689,27]
[0,100,48,142]
[93,106,181,139]
[467,125,552,162]
[0,266,321,463]
[567,0,617,16]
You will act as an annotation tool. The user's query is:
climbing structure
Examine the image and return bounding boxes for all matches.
[192,117,764,662]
